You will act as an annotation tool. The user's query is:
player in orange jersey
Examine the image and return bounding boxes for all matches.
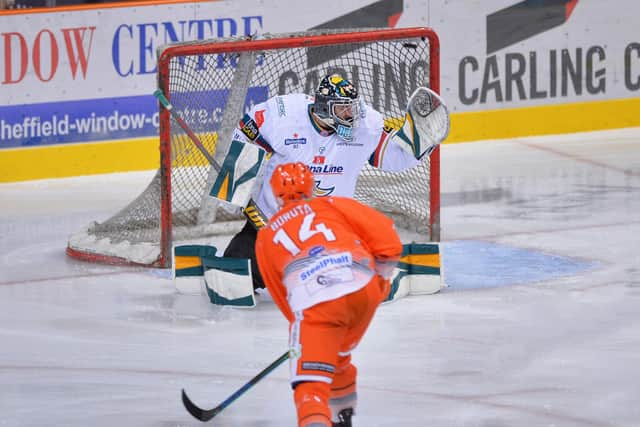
[255,162,403,427]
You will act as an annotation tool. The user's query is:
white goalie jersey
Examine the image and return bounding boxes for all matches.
[231,93,420,219]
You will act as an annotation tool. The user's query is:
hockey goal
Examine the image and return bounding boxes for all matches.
[66,27,442,268]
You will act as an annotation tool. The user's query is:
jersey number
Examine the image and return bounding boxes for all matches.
[273,212,336,256]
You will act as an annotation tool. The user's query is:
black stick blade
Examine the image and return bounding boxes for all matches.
[182,389,220,422]
[180,351,289,422]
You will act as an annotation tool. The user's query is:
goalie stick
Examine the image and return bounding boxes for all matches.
[182,350,290,422]
[154,89,220,171]
[153,89,268,230]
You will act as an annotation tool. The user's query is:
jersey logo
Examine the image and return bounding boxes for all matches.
[308,245,325,256]
[312,155,325,164]
[299,252,352,282]
[313,180,335,197]
[285,137,307,146]
[308,164,344,175]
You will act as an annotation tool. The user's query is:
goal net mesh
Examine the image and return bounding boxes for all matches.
[67,28,440,267]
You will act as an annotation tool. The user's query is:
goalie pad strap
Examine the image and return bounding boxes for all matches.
[173,244,219,277]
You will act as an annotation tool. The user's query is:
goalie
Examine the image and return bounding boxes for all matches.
[212,73,448,292]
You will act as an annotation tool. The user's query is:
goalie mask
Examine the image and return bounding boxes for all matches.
[313,74,360,141]
[270,162,314,205]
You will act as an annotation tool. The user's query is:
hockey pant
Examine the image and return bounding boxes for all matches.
[290,275,388,426]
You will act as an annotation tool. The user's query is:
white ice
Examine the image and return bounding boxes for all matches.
[1,128,639,427]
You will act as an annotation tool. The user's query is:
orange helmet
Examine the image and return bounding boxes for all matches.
[270,162,314,204]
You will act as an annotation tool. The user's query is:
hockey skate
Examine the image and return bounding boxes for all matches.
[332,408,354,427]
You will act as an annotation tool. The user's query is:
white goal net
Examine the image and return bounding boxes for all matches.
[67,27,442,267]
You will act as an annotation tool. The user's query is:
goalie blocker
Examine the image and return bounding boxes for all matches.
[173,243,444,306]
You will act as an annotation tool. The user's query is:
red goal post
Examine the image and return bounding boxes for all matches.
[66,27,442,268]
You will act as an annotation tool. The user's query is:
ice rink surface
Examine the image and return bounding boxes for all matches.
[1,128,639,427]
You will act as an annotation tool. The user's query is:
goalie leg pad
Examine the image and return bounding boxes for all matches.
[383,275,410,303]
[173,245,218,295]
[402,242,444,295]
[384,242,444,302]
[203,256,256,307]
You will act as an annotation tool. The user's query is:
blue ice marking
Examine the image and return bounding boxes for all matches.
[442,240,598,291]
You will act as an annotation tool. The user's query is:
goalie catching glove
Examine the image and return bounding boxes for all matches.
[390,86,450,160]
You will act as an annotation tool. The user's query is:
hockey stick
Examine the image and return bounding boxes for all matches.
[154,89,220,171]
[153,88,268,229]
[182,350,290,422]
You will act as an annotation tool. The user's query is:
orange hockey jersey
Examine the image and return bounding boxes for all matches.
[255,196,402,319]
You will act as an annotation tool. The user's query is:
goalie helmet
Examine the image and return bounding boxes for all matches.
[313,74,360,140]
[270,162,314,205]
